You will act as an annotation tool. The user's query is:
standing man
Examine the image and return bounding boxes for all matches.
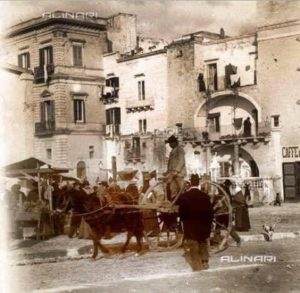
[176,174,214,271]
[243,117,252,137]
[165,135,187,200]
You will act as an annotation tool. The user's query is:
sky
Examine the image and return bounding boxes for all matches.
[0,0,257,41]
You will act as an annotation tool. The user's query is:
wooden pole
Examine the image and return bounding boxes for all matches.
[112,156,117,181]
[37,163,42,200]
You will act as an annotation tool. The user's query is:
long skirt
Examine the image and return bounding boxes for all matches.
[235,206,251,231]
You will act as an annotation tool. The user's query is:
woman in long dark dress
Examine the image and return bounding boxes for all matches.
[230,183,251,232]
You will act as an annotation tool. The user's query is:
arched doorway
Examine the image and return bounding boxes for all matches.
[212,145,259,177]
[76,161,86,179]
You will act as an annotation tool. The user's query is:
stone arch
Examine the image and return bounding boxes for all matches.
[213,145,259,177]
[194,90,262,123]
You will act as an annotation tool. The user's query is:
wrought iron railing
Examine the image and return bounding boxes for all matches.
[35,121,55,136]
[34,64,54,83]
[182,122,271,142]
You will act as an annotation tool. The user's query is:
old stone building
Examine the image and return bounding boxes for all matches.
[101,3,300,202]
[101,30,274,190]
[3,3,300,202]
[256,1,300,201]
[3,11,137,181]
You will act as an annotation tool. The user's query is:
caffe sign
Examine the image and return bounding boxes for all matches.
[282,146,300,159]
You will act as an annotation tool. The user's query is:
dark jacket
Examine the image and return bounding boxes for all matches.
[176,187,213,241]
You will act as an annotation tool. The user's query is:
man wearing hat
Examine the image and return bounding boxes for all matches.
[176,174,213,270]
[165,135,187,200]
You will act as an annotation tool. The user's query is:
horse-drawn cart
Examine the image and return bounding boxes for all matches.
[75,173,233,259]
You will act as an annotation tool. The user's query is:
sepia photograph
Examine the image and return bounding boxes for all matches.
[0,0,300,292]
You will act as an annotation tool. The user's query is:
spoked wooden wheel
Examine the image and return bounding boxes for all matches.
[140,180,184,251]
[199,180,233,255]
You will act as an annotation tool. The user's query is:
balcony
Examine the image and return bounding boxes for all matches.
[202,72,256,94]
[124,149,146,163]
[34,64,54,83]
[100,86,119,104]
[35,121,55,136]
[126,97,154,113]
[182,122,271,145]
[105,124,120,138]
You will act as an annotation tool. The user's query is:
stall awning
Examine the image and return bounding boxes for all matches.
[1,157,69,178]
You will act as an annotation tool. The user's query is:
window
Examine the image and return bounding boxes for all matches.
[207,63,218,90]
[74,99,85,123]
[41,100,55,122]
[272,115,280,127]
[132,137,141,158]
[106,107,121,125]
[103,77,119,99]
[46,148,52,160]
[73,44,83,66]
[106,107,121,135]
[18,52,30,69]
[77,161,86,179]
[208,113,220,132]
[106,77,119,88]
[139,119,147,134]
[39,46,53,66]
[89,146,94,159]
[138,80,145,100]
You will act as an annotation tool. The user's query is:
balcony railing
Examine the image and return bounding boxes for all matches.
[202,72,256,93]
[100,86,119,104]
[34,64,54,83]
[126,97,154,113]
[182,122,271,142]
[35,121,55,136]
[105,124,120,137]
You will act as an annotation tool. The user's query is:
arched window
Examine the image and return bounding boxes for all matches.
[77,161,86,179]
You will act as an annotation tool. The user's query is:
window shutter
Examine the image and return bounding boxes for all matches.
[73,46,77,65]
[115,108,121,125]
[39,49,44,66]
[40,102,45,122]
[142,81,145,99]
[78,46,82,66]
[27,53,30,69]
[73,100,77,123]
[49,46,53,64]
[73,46,78,66]
[138,81,141,100]
[18,54,22,68]
[83,100,86,123]
[106,109,110,125]
[50,100,55,121]
[115,77,119,88]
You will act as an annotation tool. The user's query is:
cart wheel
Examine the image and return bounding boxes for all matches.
[143,212,183,251]
[199,180,233,255]
[141,180,184,251]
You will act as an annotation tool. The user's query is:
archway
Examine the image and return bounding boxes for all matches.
[212,145,259,177]
[194,91,261,137]
[76,161,86,179]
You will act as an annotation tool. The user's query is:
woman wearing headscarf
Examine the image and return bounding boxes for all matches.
[230,182,251,232]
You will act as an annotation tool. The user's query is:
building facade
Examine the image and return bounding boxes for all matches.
[3,3,300,201]
[3,11,137,182]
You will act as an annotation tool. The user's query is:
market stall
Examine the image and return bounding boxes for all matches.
[2,157,69,239]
